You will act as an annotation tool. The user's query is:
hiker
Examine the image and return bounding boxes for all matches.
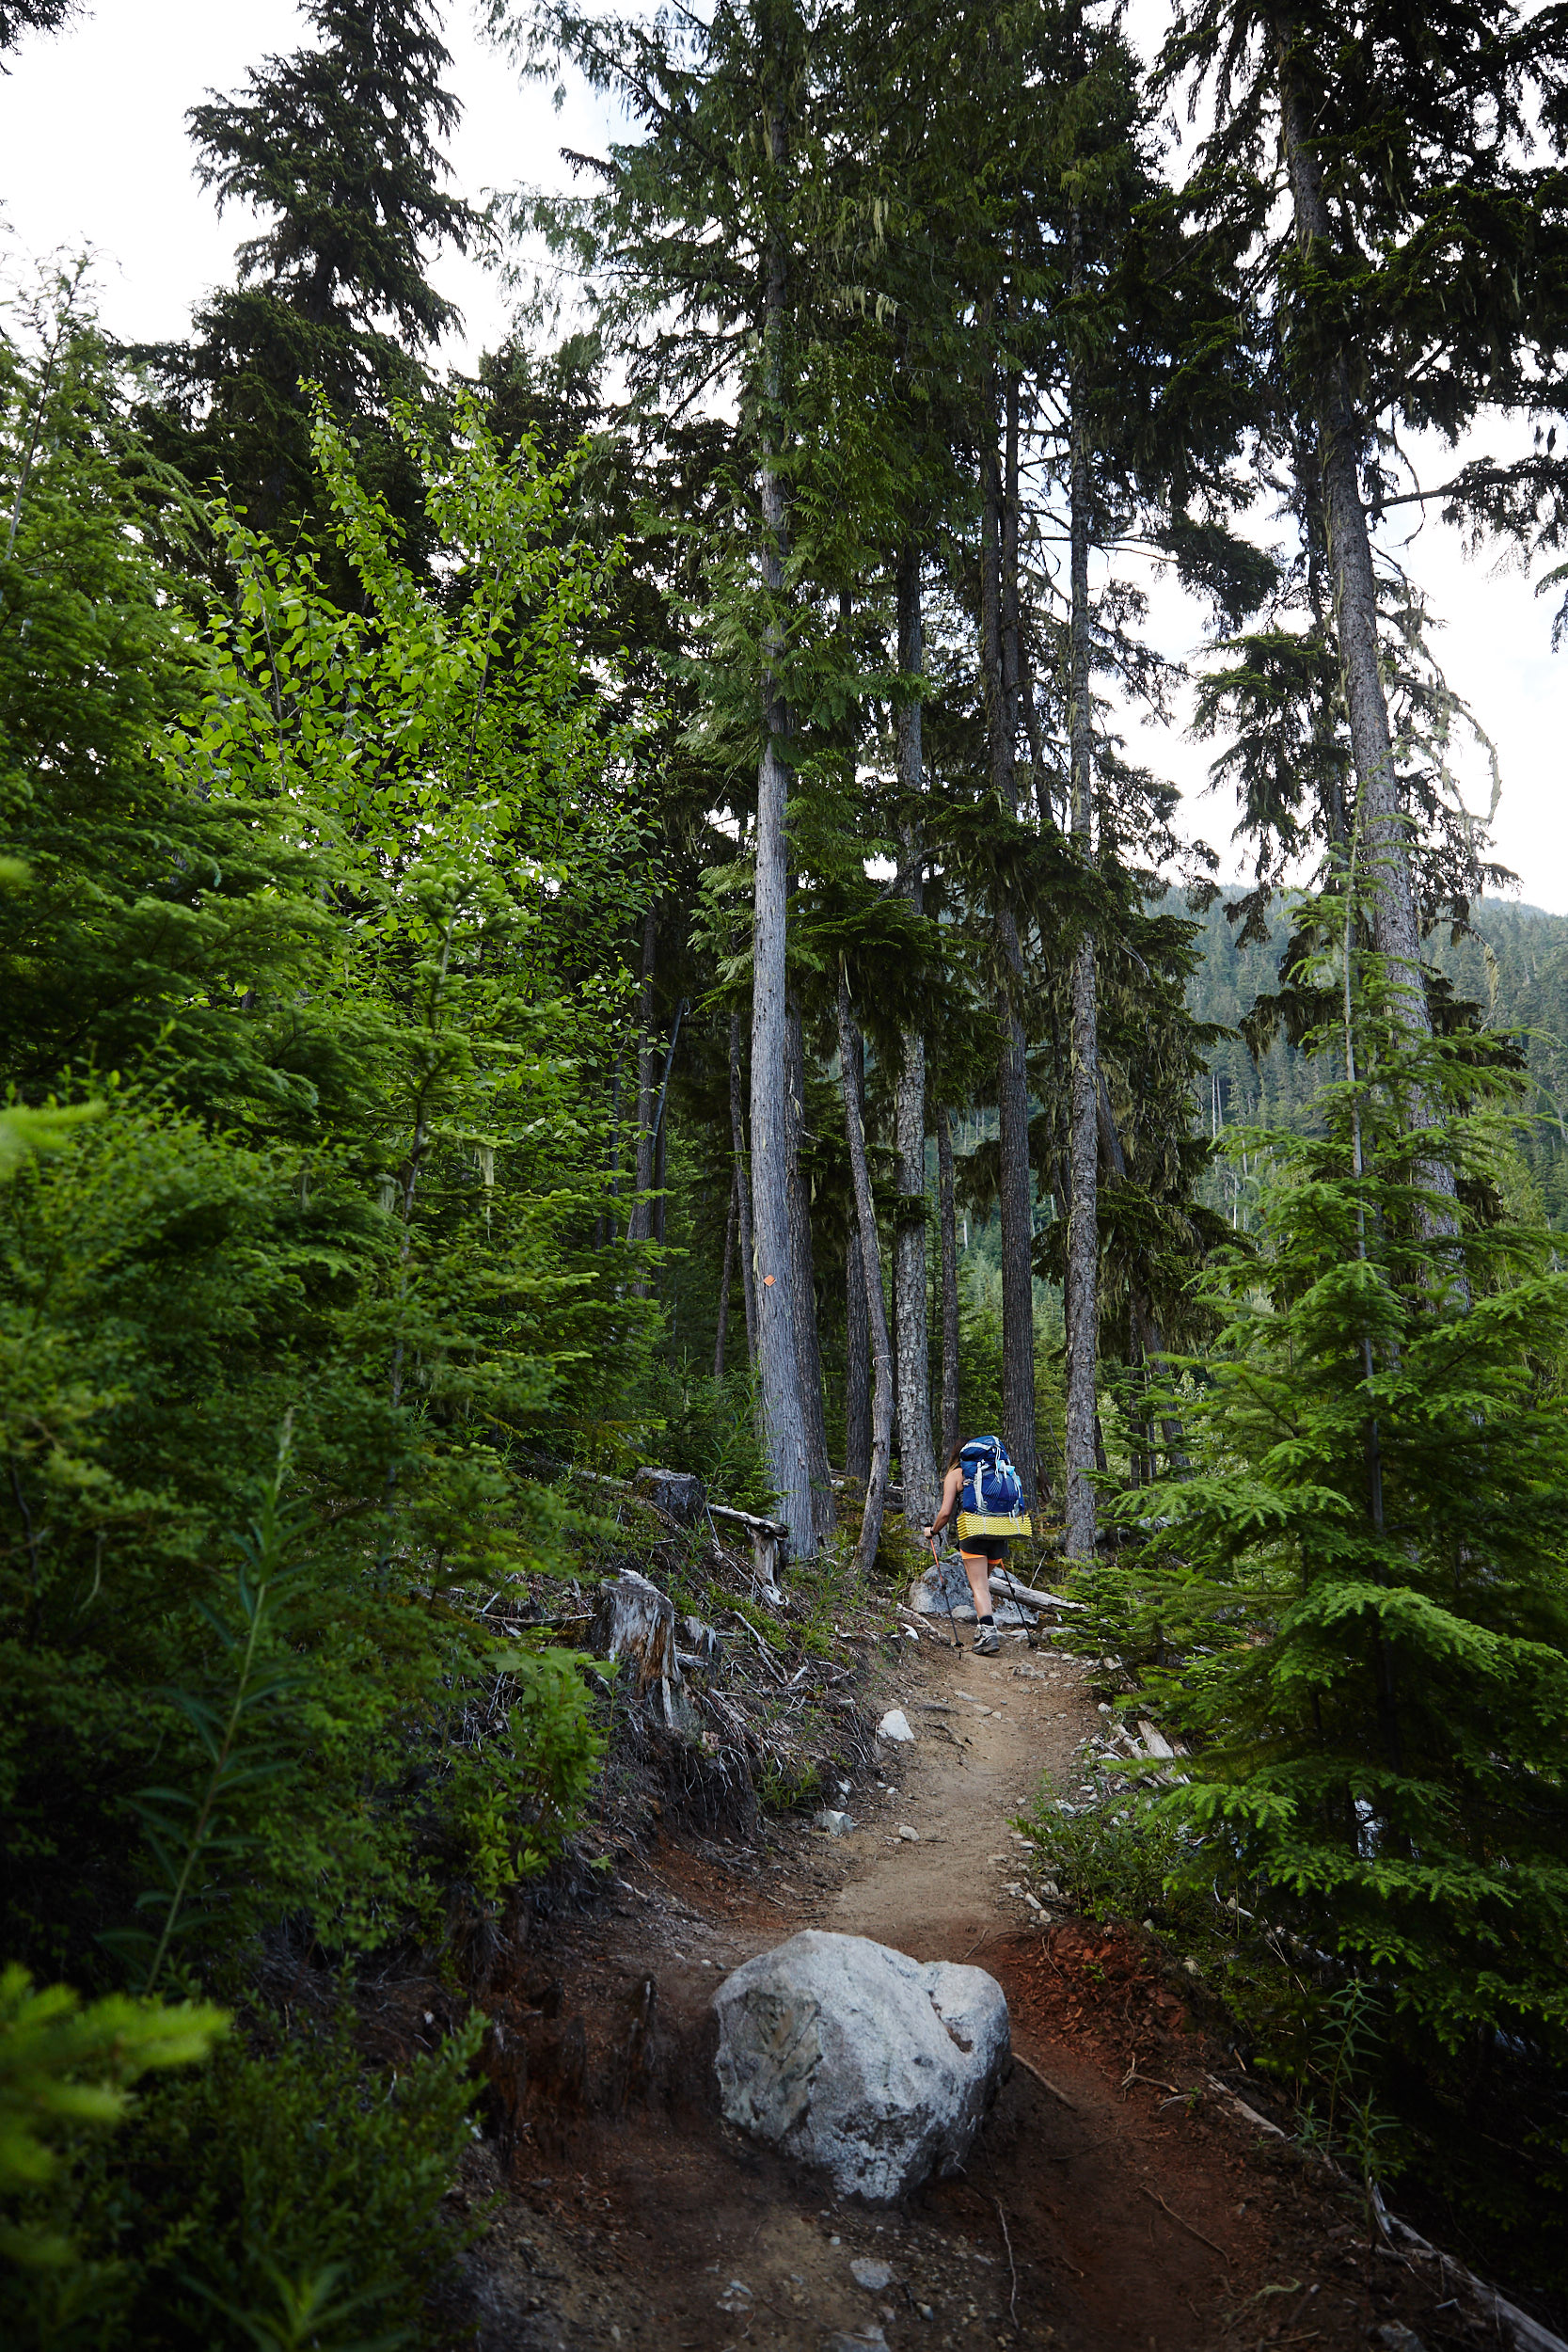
[923,1434,1030,1658]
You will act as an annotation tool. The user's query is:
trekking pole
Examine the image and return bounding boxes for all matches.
[928,1533,962,1652]
[995,1556,1040,1652]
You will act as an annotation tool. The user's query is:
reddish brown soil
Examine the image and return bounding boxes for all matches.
[445,1635,1519,2352]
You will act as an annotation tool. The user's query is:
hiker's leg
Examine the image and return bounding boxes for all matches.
[960,1550,993,1618]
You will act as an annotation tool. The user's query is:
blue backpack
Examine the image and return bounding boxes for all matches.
[959,1435,1023,1518]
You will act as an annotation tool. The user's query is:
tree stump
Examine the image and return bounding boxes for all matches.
[678,1615,721,1674]
[707,1502,789,1603]
[634,1467,707,1526]
[592,1569,694,1734]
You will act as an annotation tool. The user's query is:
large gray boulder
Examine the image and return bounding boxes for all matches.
[712,1930,1009,2201]
[907,1554,1035,1627]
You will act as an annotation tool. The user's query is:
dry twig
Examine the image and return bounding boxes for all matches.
[1138,2181,1232,2265]
[990,2193,1020,2327]
[1120,2058,1182,2096]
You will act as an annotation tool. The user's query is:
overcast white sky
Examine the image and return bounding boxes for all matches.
[2,0,1563,911]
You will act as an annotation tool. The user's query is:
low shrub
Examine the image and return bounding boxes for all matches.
[1019,1784,1207,1933]
[629,1359,776,1514]
[2,2010,483,2351]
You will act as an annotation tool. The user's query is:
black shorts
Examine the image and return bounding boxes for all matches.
[959,1534,1008,1562]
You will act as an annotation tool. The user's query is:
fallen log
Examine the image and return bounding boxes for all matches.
[708,1501,788,1539]
[989,1576,1087,1612]
[1203,2072,1285,2139]
[1370,2192,1568,2352]
[907,1561,1087,1620]
[1204,2076,1568,2352]
[1134,1718,1186,1760]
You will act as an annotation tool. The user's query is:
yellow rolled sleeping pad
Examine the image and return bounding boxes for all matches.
[956,1509,1032,1539]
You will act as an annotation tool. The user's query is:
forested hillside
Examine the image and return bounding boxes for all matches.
[1179,894,1568,1225]
[6,0,1568,2344]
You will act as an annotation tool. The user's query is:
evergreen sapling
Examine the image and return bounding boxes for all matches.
[1102,914,1568,2061]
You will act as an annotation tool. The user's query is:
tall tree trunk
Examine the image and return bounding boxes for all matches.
[936,1104,961,1460]
[837,972,895,1580]
[1017,625,1053,828]
[981,329,1037,1506]
[1065,222,1099,1565]
[715,1174,737,1380]
[652,1110,668,1249]
[786,999,835,1544]
[750,105,815,1551]
[1098,1078,1191,1474]
[596,1060,621,1248]
[1292,430,1350,856]
[627,906,657,1280]
[893,543,937,1526]
[728,1011,757,1365]
[609,1064,621,1238]
[1274,20,1459,1240]
[846,1025,872,1478]
[846,1226,871,1479]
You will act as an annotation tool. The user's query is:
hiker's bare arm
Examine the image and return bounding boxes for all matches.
[926,1464,964,1537]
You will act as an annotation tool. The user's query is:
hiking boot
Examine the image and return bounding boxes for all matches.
[973,1623,1002,1657]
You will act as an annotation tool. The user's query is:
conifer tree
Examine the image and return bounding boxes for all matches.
[0,0,74,56]
[1161,0,1568,1200]
[953,1,1257,1540]
[1045,20,1249,1553]
[506,0,865,1548]
[1103,920,1568,2067]
[892,546,939,1529]
[144,0,479,546]
[1063,200,1100,1561]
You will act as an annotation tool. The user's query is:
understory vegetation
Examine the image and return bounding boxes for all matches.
[1019,929,1568,2293]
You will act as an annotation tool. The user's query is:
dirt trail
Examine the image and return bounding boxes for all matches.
[824,1639,1089,1957]
[454,1631,1503,2352]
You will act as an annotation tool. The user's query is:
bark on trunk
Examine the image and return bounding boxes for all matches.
[846,1025,872,1479]
[981,329,1037,1508]
[608,1064,621,1239]
[1100,1078,1192,1473]
[838,973,895,1580]
[627,906,657,1284]
[893,543,937,1526]
[595,1062,617,1248]
[846,1224,871,1480]
[715,1173,737,1380]
[1274,18,1460,1241]
[936,1104,961,1461]
[1066,937,1098,1555]
[786,1001,834,1545]
[1129,1288,1190,1473]
[1065,252,1099,1565]
[1017,624,1053,828]
[652,1110,668,1249]
[750,109,815,1550]
[996,992,1035,1504]
[728,1012,757,1365]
